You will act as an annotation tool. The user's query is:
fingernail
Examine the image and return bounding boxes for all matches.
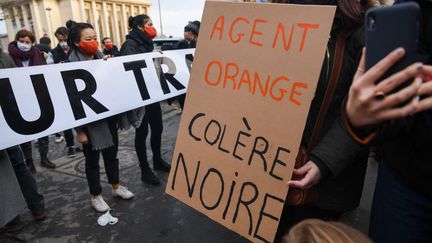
[395,47,404,55]
[416,64,423,71]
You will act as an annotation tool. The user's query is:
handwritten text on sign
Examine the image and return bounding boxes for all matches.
[166,2,335,243]
[0,49,194,150]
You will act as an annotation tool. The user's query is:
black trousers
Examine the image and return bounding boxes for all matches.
[64,129,74,147]
[83,117,119,196]
[135,102,163,168]
[6,146,45,214]
[20,136,49,160]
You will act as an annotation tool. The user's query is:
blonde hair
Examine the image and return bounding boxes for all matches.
[283,219,372,243]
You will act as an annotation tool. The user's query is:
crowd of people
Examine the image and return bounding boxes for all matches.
[0,13,200,234]
[1,0,431,242]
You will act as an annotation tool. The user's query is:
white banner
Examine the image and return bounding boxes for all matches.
[0,49,195,150]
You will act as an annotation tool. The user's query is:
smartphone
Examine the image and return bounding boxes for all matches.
[365,2,420,85]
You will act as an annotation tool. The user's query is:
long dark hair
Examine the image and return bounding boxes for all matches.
[67,21,94,50]
[128,14,151,30]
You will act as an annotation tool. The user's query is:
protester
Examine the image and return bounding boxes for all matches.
[119,14,171,186]
[272,0,391,240]
[0,46,46,232]
[0,149,26,232]
[47,26,77,158]
[47,27,70,64]
[170,20,201,110]
[67,21,134,212]
[4,146,47,229]
[342,2,432,241]
[102,37,119,57]
[8,29,56,172]
[35,36,51,54]
[183,20,200,48]
[283,219,372,243]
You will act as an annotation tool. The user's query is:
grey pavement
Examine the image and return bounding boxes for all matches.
[0,102,377,243]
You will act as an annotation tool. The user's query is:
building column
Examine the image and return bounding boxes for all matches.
[121,4,128,42]
[21,5,30,29]
[79,0,86,22]
[4,8,15,42]
[138,6,143,14]
[101,2,109,38]
[29,0,43,39]
[13,6,21,30]
[112,3,121,46]
[130,4,135,16]
[90,1,100,37]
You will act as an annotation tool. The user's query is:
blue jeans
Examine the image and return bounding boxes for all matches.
[369,162,432,243]
[6,146,45,214]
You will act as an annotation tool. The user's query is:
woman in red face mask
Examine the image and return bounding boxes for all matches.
[67,21,135,213]
[119,15,171,186]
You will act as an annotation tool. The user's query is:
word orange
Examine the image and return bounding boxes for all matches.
[210,15,319,52]
[204,60,308,106]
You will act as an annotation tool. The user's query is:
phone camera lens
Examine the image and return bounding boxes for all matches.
[368,14,376,30]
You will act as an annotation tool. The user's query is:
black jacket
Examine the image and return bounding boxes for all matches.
[103,45,120,57]
[120,29,154,56]
[50,44,69,64]
[303,15,369,212]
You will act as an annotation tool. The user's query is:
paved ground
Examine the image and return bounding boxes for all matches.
[0,102,377,243]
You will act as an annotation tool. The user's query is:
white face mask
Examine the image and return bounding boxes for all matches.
[59,41,68,49]
[17,42,32,52]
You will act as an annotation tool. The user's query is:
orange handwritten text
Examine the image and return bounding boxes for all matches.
[209,15,320,53]
[204,60,308,105]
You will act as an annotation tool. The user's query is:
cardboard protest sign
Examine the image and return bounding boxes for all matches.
[166,2,335,242]
[0,49,194,150]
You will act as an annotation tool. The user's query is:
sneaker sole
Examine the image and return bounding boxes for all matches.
[112,194,135,200]
[93,207,110,213]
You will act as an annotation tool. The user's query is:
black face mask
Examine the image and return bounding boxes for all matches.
[289,0,337,4]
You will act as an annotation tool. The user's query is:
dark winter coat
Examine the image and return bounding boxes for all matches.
[50,44,69,63]
[103,45,120,57]
[303,14,369,212]
[120,29,154,56]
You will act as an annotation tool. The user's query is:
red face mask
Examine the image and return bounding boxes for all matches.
[105,43,113,50]
[144,26,157,39]
[78,40,99,56]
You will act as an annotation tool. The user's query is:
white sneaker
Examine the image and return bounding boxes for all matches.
[112,186,134,200]
[55,136,65,143]
[91,195,110,213]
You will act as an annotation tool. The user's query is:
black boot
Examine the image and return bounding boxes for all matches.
[26,158,37,174]
[140,162,161,185]
[153,157,171,172]
[40,156,56,169]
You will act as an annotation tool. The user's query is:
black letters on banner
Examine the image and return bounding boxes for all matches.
[61,69,109,120]
[0,75,55,135]
[154,57,186,94]
[123,60,151,101]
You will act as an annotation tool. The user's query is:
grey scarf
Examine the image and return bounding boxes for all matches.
[68,49,114,150]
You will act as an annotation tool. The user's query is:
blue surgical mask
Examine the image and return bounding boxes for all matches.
[17,42,32,52]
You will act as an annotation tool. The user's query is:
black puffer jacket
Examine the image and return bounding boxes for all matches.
[50,44,69,64]
[120,29,154,55]
[302,14,369,212]
[103,45,120,57]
